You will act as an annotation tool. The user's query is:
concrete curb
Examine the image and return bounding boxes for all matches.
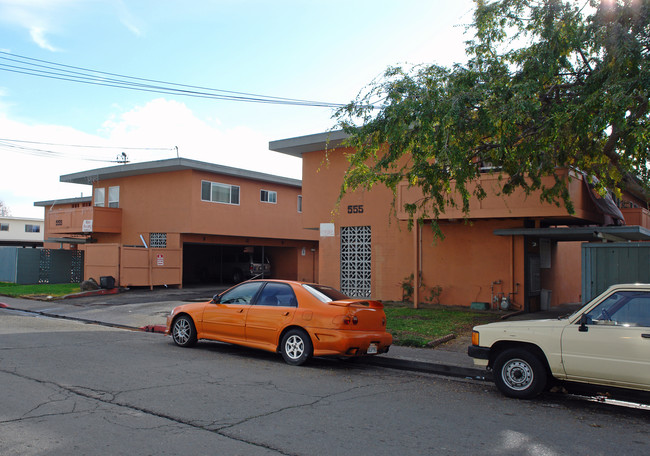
[1,305,142,332]
[2,304,489,381]
[360,356,492,382]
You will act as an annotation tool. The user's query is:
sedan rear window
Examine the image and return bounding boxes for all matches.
[303,284,349,302]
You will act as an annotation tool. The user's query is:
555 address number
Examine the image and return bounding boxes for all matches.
[347,205,364,214]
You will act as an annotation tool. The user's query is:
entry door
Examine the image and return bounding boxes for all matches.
[561,291,650,388]
[340,226,371,298]
[202,282,263,342]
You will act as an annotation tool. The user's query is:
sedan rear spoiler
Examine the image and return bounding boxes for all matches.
[328,299,384,309]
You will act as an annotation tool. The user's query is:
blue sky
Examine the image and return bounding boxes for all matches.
[0,0,475,217]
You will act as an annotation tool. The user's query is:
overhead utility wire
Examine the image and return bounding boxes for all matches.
[0,137,173,151]
[0,140,121,162]
[0,51,348,108]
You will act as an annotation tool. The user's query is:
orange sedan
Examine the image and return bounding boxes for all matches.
[166,280,392,365]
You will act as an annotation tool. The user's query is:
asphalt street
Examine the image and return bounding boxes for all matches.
[1,311,648,456]
[0,285,503,379]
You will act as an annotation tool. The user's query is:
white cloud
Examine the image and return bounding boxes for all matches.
[101,98,301,178]
[29,26,58,51]
[0,98,301,218]
[114,0,143,36]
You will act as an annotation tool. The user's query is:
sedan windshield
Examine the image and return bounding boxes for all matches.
[303,284,349,302]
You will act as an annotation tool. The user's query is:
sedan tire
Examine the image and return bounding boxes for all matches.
[171,315,197,348]
[493,348,547,399]
[280,329,312,366]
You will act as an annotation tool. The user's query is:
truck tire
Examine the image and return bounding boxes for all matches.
[493,348,547,399]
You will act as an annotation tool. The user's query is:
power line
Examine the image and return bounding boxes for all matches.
[0,137,173,151]
[0,138,170,163]
[0,51,348,108]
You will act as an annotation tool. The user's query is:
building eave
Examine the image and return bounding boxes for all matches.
[59,157,302,188]
[494,225,650,242]
[269,130,349,157]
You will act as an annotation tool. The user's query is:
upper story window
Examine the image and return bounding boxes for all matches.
[94,187,105,207]
[297,195,302,213]
[0,223,9,231]
[108,186,120,208]
[25,224,40,233]
[260,190,277,204]
[202,180,240,205]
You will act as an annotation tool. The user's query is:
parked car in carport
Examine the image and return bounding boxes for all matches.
[468,283,650,399]
[166,279,392,365]
[222,251,271,283]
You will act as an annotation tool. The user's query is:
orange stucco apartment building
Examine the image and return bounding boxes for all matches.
[36,132,649,312]
[36,158,319,288]
[270,130,650,312]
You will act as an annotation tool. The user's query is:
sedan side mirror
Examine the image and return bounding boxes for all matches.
[578,314,589,332]
[211,294,221,304]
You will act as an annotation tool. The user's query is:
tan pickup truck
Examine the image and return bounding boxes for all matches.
[468,284,650,399]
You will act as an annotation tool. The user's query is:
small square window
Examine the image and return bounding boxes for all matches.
[0,223,9,231]
[261,190,277,204]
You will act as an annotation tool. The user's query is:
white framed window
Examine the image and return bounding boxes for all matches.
[25,224,40,233]
[108,186,120,208]
[201,180,240,205]
[297,195,302,213]
[94,187,105,207]
[260,189,277,204]
[0,223,8,231]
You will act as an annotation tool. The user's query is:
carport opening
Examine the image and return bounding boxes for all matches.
[183,244,271,285]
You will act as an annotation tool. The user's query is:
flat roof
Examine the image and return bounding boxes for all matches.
[58,157,302,188]
[269,130,349,157]
[494,225,650,242]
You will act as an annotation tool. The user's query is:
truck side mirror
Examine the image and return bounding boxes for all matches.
[578,314,589,332]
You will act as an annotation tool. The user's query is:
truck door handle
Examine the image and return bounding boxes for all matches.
[642,334,650,339]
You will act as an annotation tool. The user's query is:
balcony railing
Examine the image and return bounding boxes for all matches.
[46,206,122,234]
[620,207,650,229]
[396,170,603,223]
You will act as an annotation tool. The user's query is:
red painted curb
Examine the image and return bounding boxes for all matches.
[0,303,8,308]
[64,288,120,299]
[141,324,167,334]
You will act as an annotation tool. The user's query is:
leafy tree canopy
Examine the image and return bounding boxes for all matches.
[335,0,650,232]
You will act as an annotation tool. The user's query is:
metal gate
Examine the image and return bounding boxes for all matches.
[340,226,371,298]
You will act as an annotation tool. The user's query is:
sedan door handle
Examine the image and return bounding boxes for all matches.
[642,334,650,339]
[283,312,290,316]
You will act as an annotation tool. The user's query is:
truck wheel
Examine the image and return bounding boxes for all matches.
[493,348,547,399]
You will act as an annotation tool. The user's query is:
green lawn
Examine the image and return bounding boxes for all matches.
[0,282,81,298]
[384,304,501,347]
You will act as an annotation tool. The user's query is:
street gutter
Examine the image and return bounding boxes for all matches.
[1,302,491,382]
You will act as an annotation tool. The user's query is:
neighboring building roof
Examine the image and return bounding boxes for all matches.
[58,157,302,188]
[269,130,349,157]
[34,196,92,208]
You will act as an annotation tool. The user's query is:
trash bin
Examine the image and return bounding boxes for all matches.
[100,276,115,289]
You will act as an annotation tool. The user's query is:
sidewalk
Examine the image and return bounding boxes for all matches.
[0,288,582,381]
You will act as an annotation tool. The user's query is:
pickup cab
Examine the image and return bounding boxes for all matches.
[468,284,650,399]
